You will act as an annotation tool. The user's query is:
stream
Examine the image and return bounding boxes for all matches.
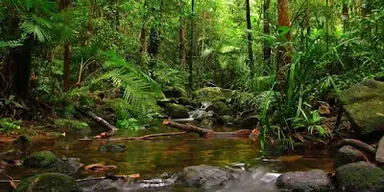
[0,125,334,191]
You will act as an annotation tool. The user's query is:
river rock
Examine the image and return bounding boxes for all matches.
[192,87,228,103]
[23,151,58,168]
[177,165,233,190]
[92,179,115,191]
[53,157,83,175]
[340,79,384,136]
[165,103,189,118]
[218,115,235,125]
[335,145,366,168]
[14,172,81,192]
[164,87,188,98]
[207,101,233,116]
[376,136,384,165]
[276,169,332,192]
[336,161,384,192]
[100,143,126,152]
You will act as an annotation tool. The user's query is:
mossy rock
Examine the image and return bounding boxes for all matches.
[340,79,384,136]
[165,103,189,118]
[207,101,233,116]
[100,143,126,152]
[24,151,58,168]
[336,161,384,192]
[238,115,259,129]
[178,97,192,106]
[192,87,229,103]
[14,172,81,192]
[54,119,91,133]
[164,86,188,98]
[334,145,366,168]
[218,115,235,125]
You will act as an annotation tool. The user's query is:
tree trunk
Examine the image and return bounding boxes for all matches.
[7,35,34,99]
[60,0,72,92]
[188,0,195,92]
[263,0,272,67]
[148,27,160,57]
[246,0,255,79]
[139,0,148,55]
[277,0,292,94]
[342,0,349,31]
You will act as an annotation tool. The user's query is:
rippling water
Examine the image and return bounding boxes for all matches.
[0,126,334,191]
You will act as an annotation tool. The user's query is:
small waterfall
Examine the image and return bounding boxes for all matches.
[172,101,213,122]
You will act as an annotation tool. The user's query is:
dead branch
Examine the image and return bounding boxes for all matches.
[336,138,377,156]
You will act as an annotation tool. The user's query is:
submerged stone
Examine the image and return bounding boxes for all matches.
[23,151,58,168]
[336,161,384,192]
[53,157,83,175]
[177,164,233,190]
[14,172,81,192]
[100,143,126,152]
[335,145,366,168]
[276,169,333,192]
[340,79,384,136]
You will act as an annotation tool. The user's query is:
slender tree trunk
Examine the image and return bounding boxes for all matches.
[84,0,94,46]
[139,0,148,55]
[277,0,292,94]
[188,0,195,92]
[263,0,272,67]
[342,1,349,31]
[246,0,255,80]
[60,0,72,92]
[179,19,186,67]
[148,27,160,57]
[325,0,329,52]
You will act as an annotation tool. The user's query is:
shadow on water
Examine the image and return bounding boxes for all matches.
[0,125,334,191]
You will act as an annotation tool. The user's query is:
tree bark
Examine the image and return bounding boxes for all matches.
[60,0,72,92]
[277,0,292,94]
[263,0,272,66]
[246,0,255,79]
[76,107,117,132]
[336,139,377,156]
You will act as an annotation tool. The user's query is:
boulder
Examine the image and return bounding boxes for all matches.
[14,172,81,192]
[218,115,235,125]
[336,161,384,192]
[24,151,58,168]
[335,145,366,168]
[340,79,384,136]
[53,157,83,175]
[100,143,126,153]
[164,87,188,98]
[13,135,32,146]
[192,87,228,103]
[207,101,233,116]
[177,165,233,190]
[177,97,191,106]
[276,169,333,192]
[376,136,384,165]
[165,103,189,118]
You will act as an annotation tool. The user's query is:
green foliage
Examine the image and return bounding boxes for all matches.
[54,119,89,131]
[0,118,22,133]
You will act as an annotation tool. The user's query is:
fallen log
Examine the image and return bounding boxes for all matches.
[76,107,117,132]
[336,138,377,156]
[111,132,187,141]
[162,120,252,138]
[79,132,187,141]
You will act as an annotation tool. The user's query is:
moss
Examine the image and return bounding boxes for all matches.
[165,103,189,118]
[24,151,58,168]
[54,118,90,133]
[13,135,32,146]
[334,146,365,168]
[192,87,229,103]
[14,172,81,192]
[336,162,384,192]
[340,79,384,135]
[164,87,188,98]
[208,101,233,116]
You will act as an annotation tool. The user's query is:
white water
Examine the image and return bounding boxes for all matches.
[172,101,213,122]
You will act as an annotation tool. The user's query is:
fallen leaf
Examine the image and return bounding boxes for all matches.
[10,180,17,189]
[319,104,331,115]
[128,174,140,179]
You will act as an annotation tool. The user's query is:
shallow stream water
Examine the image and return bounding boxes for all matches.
[0,125,334,191]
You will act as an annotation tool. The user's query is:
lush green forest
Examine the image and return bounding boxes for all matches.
[1,0,384,147]
[1,0,384,191]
